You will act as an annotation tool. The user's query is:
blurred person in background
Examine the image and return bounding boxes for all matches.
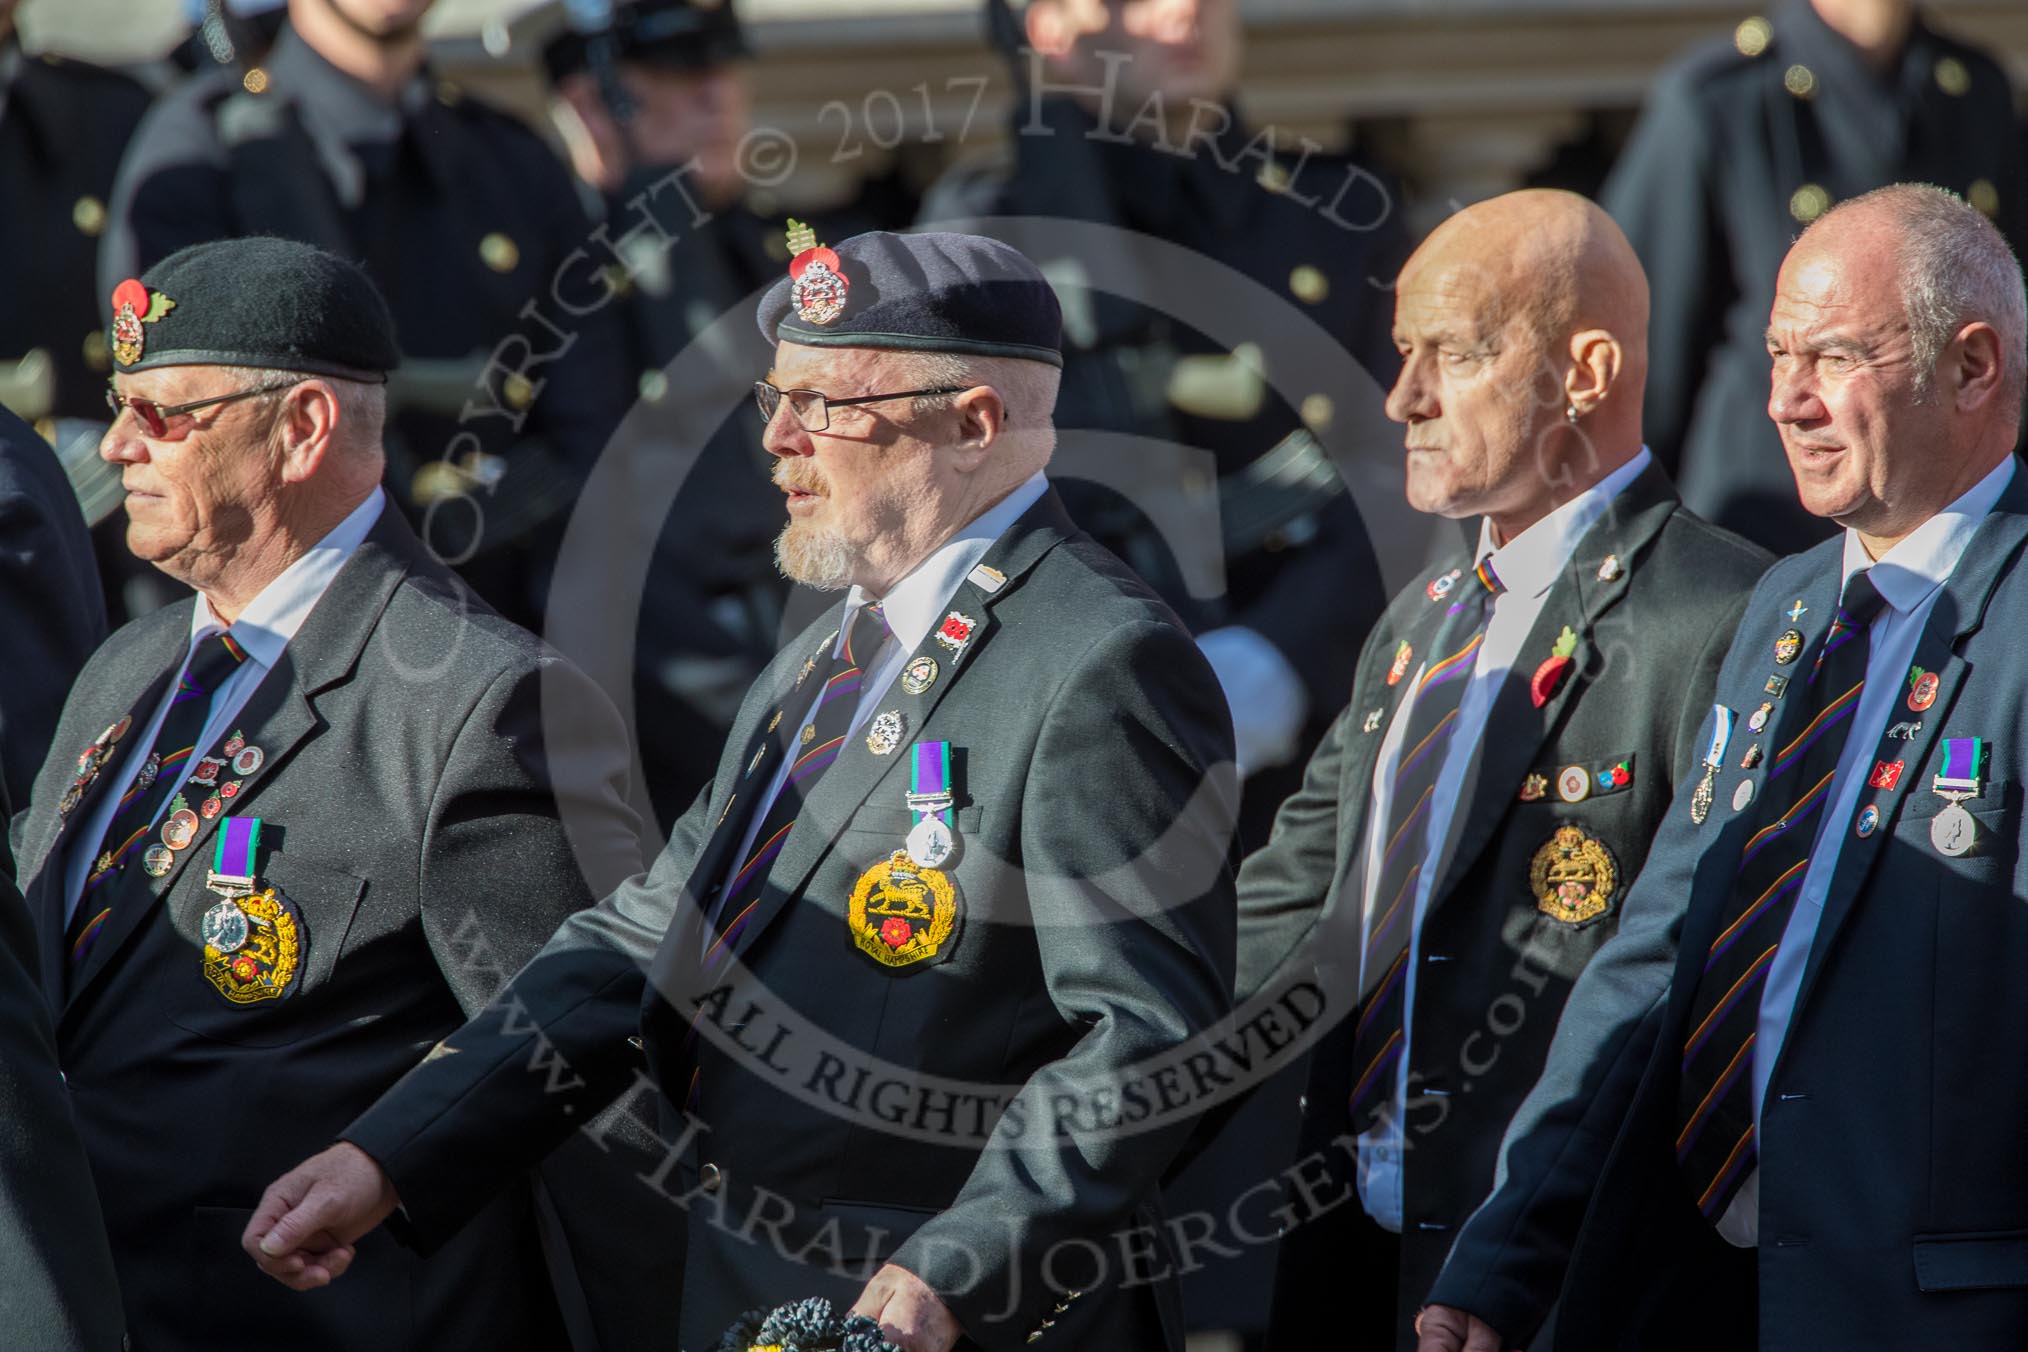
[0,0,151,625]
[102,0,636,633]
[1604,0,2025,555]
[541,0,885,828]
[922,0,1407,847]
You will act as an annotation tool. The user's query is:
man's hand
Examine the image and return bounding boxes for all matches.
[241,1142,401,1290]
[1415,1303,1510,1351]
[851,1263,962,1352]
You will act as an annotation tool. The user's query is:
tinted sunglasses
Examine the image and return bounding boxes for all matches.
[105,381,300,437]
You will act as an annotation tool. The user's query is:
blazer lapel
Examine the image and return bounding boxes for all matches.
[1326,563,1478,923]
[1428,466,1681,906]
[62,512,419,1012]
[26,651,184,1003]
[1782,483,2028,1036]
[716,493,1076,968]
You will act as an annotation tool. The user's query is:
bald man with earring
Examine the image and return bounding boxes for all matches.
[1234,189,1769,1351]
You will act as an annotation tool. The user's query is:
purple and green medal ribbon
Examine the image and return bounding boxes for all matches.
[1934,738,1985,794]
[910,741,954,824]
[213,815,262,882]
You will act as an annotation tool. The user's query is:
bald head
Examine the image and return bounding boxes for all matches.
[1412,189,1650,374]
[1387,189,1653,540]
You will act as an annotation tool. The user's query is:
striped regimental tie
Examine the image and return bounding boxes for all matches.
[684,602,891,1108]
[1347,558,1505,1131]
[701,600,892,965]
[1675,571,1886,1220]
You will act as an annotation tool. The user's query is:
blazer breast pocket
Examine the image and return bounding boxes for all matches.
[1894,778,2015,888]
[846,806,986,837]
[1914,1228,2028,1292]
[833,810,984,975]
[163,855,368,1048]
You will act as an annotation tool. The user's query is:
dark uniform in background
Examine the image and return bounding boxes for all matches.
[1604,0,2026,554]
[0,39,150,423]
[541,0,884,827]
[164,0,287,78]
[0,404,106,814]
[0,36,153,625]
[102,19,635,630]
[921,43,1407,850]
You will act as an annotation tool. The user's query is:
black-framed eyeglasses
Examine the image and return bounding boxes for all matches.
[754,380,970,432]
[105,381,301,438]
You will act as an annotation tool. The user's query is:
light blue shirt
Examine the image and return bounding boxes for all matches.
[62,488,386,923]
[1357,448,1653,1231]
[1716,455,2016,1245]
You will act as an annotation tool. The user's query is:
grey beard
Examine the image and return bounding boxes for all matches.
[775,522,853,591]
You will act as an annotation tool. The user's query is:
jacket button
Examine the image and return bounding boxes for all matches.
[700,1163,723,1193]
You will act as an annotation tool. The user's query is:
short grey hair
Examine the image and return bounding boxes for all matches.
[888,350,1061,460]
[234,365,387,453]
[1819,184,2028,414]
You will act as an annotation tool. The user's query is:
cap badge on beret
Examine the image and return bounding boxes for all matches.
[109,278,177,366]
[785,219,848,327]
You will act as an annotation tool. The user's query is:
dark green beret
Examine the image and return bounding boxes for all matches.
[108,237,400,382]
[757,229,1064,368]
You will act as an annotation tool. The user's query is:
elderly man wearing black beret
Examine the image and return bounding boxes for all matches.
[248,229,1240,1352]
[13,235,664,1352]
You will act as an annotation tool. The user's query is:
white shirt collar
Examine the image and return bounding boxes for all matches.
[1474,447,1653,598]
[842,472,1050,652]
[189,488,386,665]
[1838,457,2017,613]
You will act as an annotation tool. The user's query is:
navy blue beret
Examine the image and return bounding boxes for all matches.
[108,237,400,381]
[756,230,1063,368]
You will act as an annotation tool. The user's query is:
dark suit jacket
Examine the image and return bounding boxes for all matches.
[1430,462,2028,1348]
[1237,464,1768,1350]
[14,507,668,1352]
[344,490,1240,1352]
[921,95,1405,730]
[0,404,106,812]
[0,823,126,1351]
